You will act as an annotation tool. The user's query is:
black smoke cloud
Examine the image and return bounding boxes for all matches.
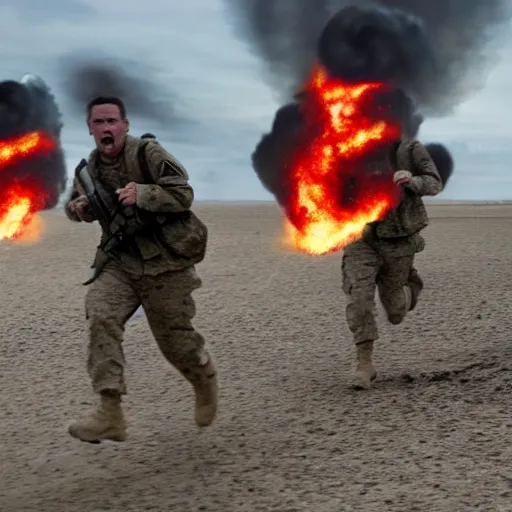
[225,0,511,114]
[424,143,454,187]
[0,74,67,210]
[317,6,434,107]
[58,50,189,128]
[224,0,511,200]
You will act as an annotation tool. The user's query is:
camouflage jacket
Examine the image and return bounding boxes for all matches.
[371,139,443,239]
[65,135,207,279]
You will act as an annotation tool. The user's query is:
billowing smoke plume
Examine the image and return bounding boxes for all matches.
[225,0,511,113]
[0,74,67,210]
[224,0,511,200]
[58,51,186,126]
[424,142,454,187]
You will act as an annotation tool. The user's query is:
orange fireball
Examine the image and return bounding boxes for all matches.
[0,191,32,240]
[0,131,56,241]
[0,131,55,168]
[285,66,401,254]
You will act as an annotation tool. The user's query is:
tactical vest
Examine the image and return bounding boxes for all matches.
[88,135,207,269]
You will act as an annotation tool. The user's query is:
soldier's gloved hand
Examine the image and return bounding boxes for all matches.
[393,170,412,187]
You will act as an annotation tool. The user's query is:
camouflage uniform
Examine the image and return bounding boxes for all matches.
[341,140,443,389]
[64,135,217,442]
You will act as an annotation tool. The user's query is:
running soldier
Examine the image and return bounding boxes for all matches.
[65,96,218,442]
[342,139,451,389]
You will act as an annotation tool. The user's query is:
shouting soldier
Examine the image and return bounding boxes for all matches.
[341,139,451,389]
[65,96,218,443]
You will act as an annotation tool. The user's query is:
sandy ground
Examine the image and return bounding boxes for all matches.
[2,202,512,512]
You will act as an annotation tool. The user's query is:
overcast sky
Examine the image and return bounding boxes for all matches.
[0,0,510,201]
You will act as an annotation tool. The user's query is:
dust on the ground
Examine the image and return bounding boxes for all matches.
[1,203,512,512]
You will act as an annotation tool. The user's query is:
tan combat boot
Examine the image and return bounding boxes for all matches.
[354,341,377,390]
[68,392,126,443]
[178,355,218,427]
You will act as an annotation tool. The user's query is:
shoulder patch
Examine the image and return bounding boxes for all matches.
[162,158,189,181]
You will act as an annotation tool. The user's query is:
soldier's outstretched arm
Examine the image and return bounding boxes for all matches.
[135,142,194,213]
[407,141,443,196]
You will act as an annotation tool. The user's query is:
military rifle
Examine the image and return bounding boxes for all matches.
[74,158,135,255]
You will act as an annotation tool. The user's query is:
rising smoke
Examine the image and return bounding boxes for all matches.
[224,0,511,200]
[225,0,511,113]
[0,74,67,210]
[58,50,187,127]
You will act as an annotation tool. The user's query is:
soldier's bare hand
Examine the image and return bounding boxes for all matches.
[69,195,93,222]
[69,195,88,213]
[116,182,137,206]
[393,170,412,186]
[69,195,87,211]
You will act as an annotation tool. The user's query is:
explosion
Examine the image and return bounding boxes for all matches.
[285,67,401,254]
[0,131,56,241]
[225,1,511,254]
[0,74,67,241]
[0,131,55,168]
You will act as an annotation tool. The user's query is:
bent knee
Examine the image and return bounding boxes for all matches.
[379,286,408,325]
[154,328,205,364]
[383,297,407,325]
[387,311,405,325]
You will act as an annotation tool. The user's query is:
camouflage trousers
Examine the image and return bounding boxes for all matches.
[84,261,207,395]
[341,234,424,344]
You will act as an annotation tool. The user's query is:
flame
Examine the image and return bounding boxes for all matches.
[284,67,401,254]
[15,212,45,244]
[0,131,55,241]
[0,195,31,239]
[0,186,43,241]
[0,131,55,168]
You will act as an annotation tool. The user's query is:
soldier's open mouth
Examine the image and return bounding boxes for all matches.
[101,136,114,146]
